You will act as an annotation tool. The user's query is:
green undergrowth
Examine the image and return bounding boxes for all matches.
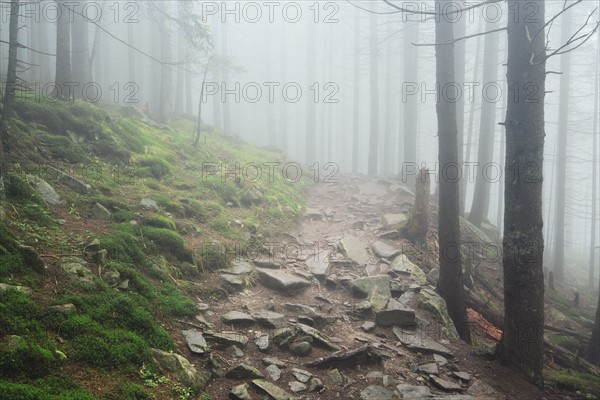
[548,370,600,397]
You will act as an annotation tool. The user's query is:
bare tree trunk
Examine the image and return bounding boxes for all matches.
[0,0,19,197]
[53,0,72,100]
[403,20,419,177]
[279,26,288,154]
[72,0,91,97]
[221,22,231,132]
[158,1,173,123]
[553,7,573,283]
[195,58,212,148]
[468,22,501,227]
[128,20,135,84]
[499,0,546,387]
[383,23,394,175]
[404,169,430,242]
[37,16,51,83]
[588,290,600,365]
[352,7,360,173]
[367,9,379,176]
[455,0,466,215]
[434,0,471,343]
[496,86,506,234]
[590,28,599,291]
[305,22,317,165]
[174,5,185,115]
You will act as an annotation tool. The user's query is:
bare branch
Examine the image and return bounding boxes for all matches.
[412,27,506,47]
[531,0,584,44]
[383,0,503,16]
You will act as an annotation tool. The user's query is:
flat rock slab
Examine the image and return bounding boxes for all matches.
[220,273,244,289]
[360,385,396,400]
[206,332,249,348]
[254,258,281,269]
[381,213,407,227]
[340,236,371,266]
[252,311,287,329]
[350,275,391,298]
[283,303,325,324]
[396,384,434,398]
[256,268,311,293]
[296,323,340,351]
[371,241,402,259]
[393,327,454,358]
[417,362,439,375]
[222,311,255,326]
[252,379,298,400]
[305,252,331,278]
[376,306,416,327]
[181,330,207,354]
[230,383,252,400]
[226,364,265,380]
[227,260,255,275]
[418,288,459,339]
[390,254,427,285]
[429,375,463,392]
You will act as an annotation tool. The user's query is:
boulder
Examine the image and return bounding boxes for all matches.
[28,175,64,205]
[150,348,210,391]
[381,213,407,227]
[182,330,208,354]
[252,379,298,400]
[91,202,111,220]
[418,288,459,338]
[350,275,391,298]
[390,254,427,285]
[226,364,264,380]
[371,241,402,259]
[256,268,311,293]
[340,236,370,265]
[252,311,287,329]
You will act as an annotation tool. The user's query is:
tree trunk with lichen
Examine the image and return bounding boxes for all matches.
[498,0,546,387]
[404,169,430,242]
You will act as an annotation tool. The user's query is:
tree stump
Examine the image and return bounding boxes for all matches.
[404,168,430,242]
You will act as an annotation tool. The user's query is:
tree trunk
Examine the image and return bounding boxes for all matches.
[54,0,72,100]
[367,9,379,176]
[588,290,600,365]
[434,0,471,343]
[404,169,430,241]
[279,26,288,154]
[0,0,19,197]
[403,20,419,177]
[553,7,573,283]
[221,22,231,132]
[128,20,135,84]
[468,22,501,227]
[72,0,91,97]
[352,7,360,173]
[158,1,173,123]
[590,27,599,291]
[174,5,185,115]
[455,0,466,215]
[37,15,51,83]
[305,22,317,165]
[383,23,394,175]
[498,0,546,387]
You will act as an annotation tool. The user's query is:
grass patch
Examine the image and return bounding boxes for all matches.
[548,370,600,396]
[549,334,581,354]
[142,215,176,231]
[141,227,192,262]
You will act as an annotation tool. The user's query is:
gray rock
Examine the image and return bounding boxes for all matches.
[272,328,293,346]
[382,375,397,387]
[418,288,459,339]
[225,345,245,358]
[361,321,376,332]
[371,241,402,259]
[182,330,208,354]
[329,369,344,386]
[283,303,324,324]
[91,202,111,220]
[196,303,210,311]
[453,371,471,381]
[255,335,270,352]
[360,385,395,400]
[117,279,129,290]
[230,383,252,400]
[28,175,64,205]
[390,254,427,285]
[58,257,95,283]
[49,303,77,315]
[296,323,340,351]
[228,260,255,275]
[221,273,245,290]
[256,268,311,293]
[207,332,249,348]
[241,187,264,205]
[291,368,312,383]
[265,364,282,381]
[18,245,46,273]
[263,357,287,368]
[350,275,391,298]
[0,283,32,294]
[369,287,391,311]
[434,354,449,367]
[304,208,323,219]
[195,314,215,330]
[57,170,91,194]
[417,362,439,375]
[340,236,371,265]
[254,258,281,269]
[427,267,440,286]
[226,364,265,380]
[396,384,434,398]
[354,301,373,317]
[222,311,255,326]
[102,269,121,287]
[307,377,323,392]
[429,375,462,391]
[150,348,210,391]
[466,379,498,397]
[252,379,298,400]
[252,311,287,329]
[290,341,312,356]
[381,213,407,227]
[289,381,307,393]
[376,305,416,327]
[140,197,159,211]
[393,327,454,358]
[305,252,331,278]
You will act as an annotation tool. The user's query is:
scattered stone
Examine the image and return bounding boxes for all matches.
[304,208,323,219]
[222,311,255,326]
[256,268,311,293]
[18,245,46,273]
[396,384,433,399]
[296,323,340,351]
[252,379,298,400]
[263,357,287,368]
[297,316,315,326]
[360,385,395,400]
[304,344,383,368]
[196,303,210,312]
[375,305,416,327]
[453,371,472,382]
[209,353,225,378]
[283,303,324,325]
[254,258,281,269]
[225,345,245,358]
[228,260,255,275]
[329,369,344,386]
[56,170,91,194]
[354,301,373,318]
[221,273,245,290]
[382,375,397,387]
[367,371,384,380]
[207,332,249,348]
[290,341,312,356]
[466,379,497,397]
[361,321,376,332]
[369,287,391,311]
[340,236,371,265]
[291,368,312,383]
[141,197,159,211]
[230,383,252,400]
[49,303,77,315]
[252,311,287,329]
[381,213,407,227]
[371,241,402,259]
[58,257,95,283]
[305,252,331,278]
[150,348,210,391]
[265,364,282,381]
[241,187,264,205]
[182,330,208,354]
[427,267,440,286]
[91,202,112,220]
[389,254,427,285]
[418,288,459,339]
[195,314,215,330]
[434,354,449,367]
[429,375,462,392]
[289,382,307,393]
[256,335,270,352]
[307,377,323,392]
[29,175,64,205]
[417,362,439,375]
[393,327,454,358]
[117,279,129,290]
[350,275,391,298]
[226,364,265,380]
[101,269,121,287]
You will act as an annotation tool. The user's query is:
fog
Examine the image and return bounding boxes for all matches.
[0,0,599,288]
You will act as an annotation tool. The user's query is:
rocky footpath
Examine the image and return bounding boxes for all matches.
[176,175,506,400]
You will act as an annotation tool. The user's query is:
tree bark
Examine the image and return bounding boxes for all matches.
[434,0,471,343]
[305,22,317,165]
[590,26,599,291]
[588,290,600,365]
[158,1,173,123]
[72,0,91,97]
[367,9,379,176]
[53,0,72,100]
[403,20,419,179]
[498,0,546,387]
[352,7,360,173]
[221,22,231,132]
[552,7,573,283]
[455,1,466,215]
[468,22,501,227]
[404,168,430,242]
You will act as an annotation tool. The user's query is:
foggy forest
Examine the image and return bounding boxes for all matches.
[0,0,600,399]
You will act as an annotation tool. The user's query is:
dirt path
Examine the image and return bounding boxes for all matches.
[187,174,566,400]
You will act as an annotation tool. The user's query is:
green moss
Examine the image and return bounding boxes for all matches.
[113,210,138,223]
[136,155,173,179]
[0,381,95,400]
[0,290,44,336]
[71,329,148,369]
[0,253,26,279]
[105,383,151,400]
[549,334,581,354]
[143,215,176,231]
[36,134,88,163]
[187,200,223,223]
[0,340,59,378]
[549,371,600,396]
[99,224,146,265]
[5,173,42,202]
[141,227,192,262]
[197,243,231,271]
